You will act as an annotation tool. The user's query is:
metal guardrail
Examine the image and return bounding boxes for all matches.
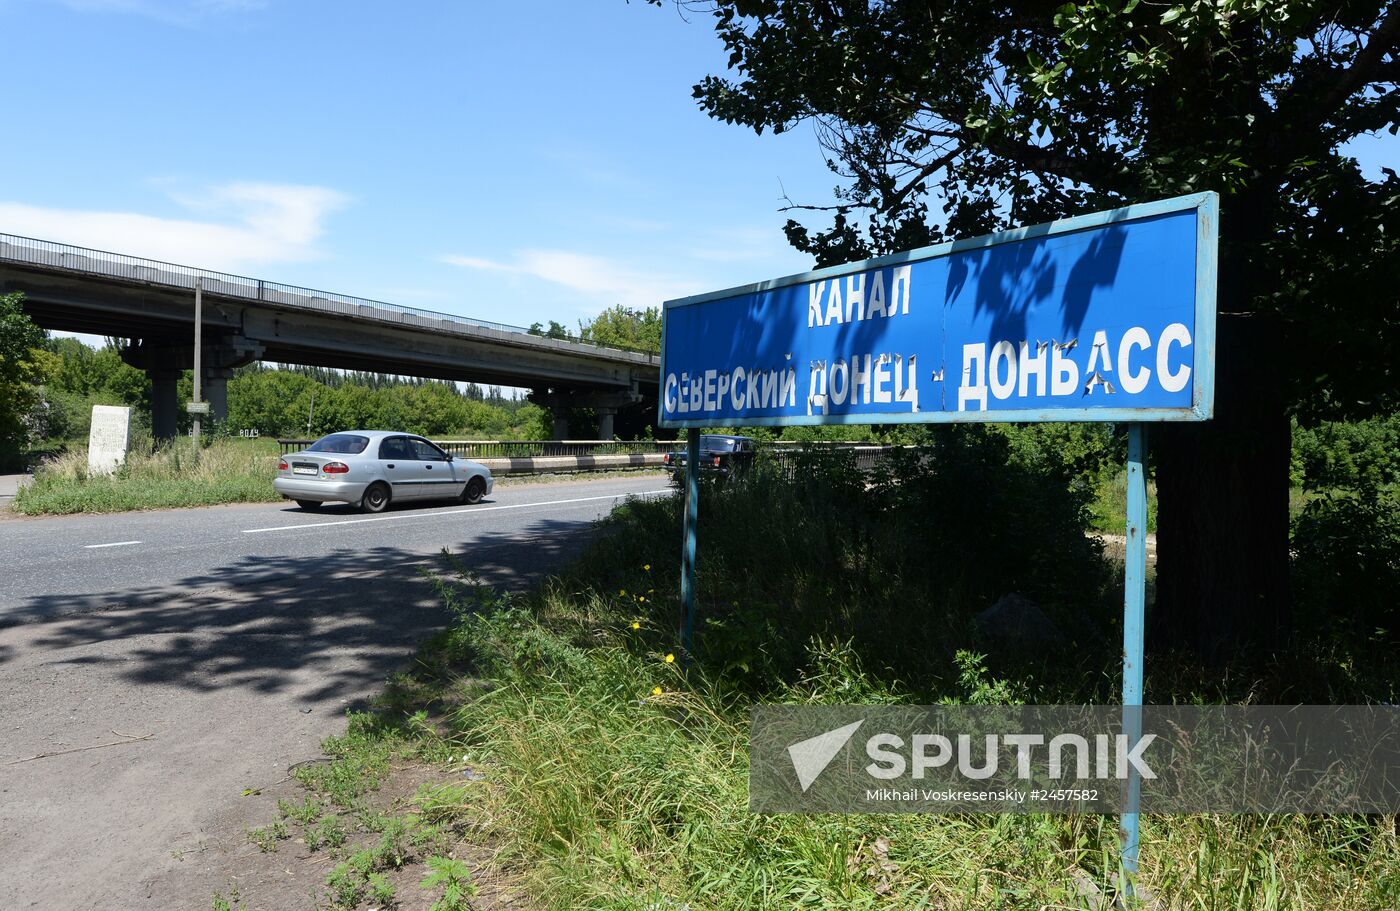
[276,437,900,475]
[480,453,668,475]
[765,444,897,474]
[0,233,660,359]
[277,438,678,457]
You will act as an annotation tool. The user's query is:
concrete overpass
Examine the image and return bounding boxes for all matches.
[0,234,661,439]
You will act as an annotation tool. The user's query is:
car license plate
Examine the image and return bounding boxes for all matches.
[293,466,317,475]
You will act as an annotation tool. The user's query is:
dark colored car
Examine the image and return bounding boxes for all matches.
[663,434,757,478]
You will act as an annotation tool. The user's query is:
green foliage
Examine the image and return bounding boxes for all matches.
[29,336,150,445]
[528,319,571,340]
[226,365,547,439]
[1292,487,1400,645]
[226,369,320,438]
[12,437,281,515]
[1288,412,1400,649]
[0,292,49,467]
[672,0,1400,658]
[245,821,289,853]
[1292,414,1400,492]
[577,304,661,353]
[44,336,148,403]
[421,856,476,911]
[576,430,1113,696]
[29,337,550,445]
[433,574,1400,909]
[685,1,1400,420]
[209,887,244,911]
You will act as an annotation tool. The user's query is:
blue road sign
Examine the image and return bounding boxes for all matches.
[659,193,1216,428]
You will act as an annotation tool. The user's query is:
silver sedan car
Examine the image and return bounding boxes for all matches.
[274,430,494,513]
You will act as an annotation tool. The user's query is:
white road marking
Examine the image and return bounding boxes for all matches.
[83,540,142,549]
[240,490,671,535]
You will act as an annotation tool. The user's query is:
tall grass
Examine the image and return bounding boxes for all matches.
[12,437,281,515]
[398,434,1399,909]
[432,589,1400,910]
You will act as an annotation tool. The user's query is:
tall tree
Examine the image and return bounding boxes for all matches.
[579,304,663,352]
[665,0,1400,661]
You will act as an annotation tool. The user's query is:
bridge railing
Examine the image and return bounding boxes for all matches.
[0,233,659,359]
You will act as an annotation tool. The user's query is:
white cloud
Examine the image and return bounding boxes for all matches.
[687,225,792,264]
[442,249,701,311]
[0,182,349,272]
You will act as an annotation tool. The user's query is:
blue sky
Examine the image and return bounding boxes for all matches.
[2,0,1395,338]
[0,0,839,331]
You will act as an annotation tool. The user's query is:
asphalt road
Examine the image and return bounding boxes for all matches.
[0,473,670,910]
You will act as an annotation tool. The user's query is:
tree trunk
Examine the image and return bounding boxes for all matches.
[1151,311,1293,664]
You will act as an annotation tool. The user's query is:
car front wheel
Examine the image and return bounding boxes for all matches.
[360,482,391,514]
[461,476,486,505]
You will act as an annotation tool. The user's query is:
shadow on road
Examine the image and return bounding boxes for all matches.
[0,518,589,705]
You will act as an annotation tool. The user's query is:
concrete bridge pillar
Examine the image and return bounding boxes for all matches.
[122,335,262,439]
[529,388,576,440]
[149,369,180,441]
[202,366,234,424]
[596,407,617,441]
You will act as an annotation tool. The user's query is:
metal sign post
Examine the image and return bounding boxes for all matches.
[659,192,1216,894]
[1120,424,1148,896]
[679,428,701,663]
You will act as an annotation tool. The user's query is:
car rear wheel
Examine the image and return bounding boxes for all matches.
[360,482,391,514]
[294,499,322,511]
[460,476,486,505]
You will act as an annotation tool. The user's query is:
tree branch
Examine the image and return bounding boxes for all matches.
[883,146,964,211]
[1277,5,1400,135]
[982,135,1134,195]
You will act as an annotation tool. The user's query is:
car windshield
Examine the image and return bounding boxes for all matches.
[701,436,739,452]
[307,433,370,454]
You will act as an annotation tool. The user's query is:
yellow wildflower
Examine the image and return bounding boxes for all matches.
[664,653,675,664]
[652,686,663,696]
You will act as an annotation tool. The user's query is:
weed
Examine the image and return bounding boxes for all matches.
[326,849,377,908]
[277,796,324,826]
[304,814,347,853]
[421,856,477,911]
[367,871,395,905]
[416,782,473,825]
[210,884,244,911]
[245,821,288,853]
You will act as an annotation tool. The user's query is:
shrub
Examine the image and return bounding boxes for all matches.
[570,428,1113,698]
[1292,486,1400,645]
[1292,413,1400,492]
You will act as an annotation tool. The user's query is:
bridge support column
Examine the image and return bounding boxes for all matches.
[529,388,576,440]
[596,407,617,441]
[531,385,645,440]
[122,335,262,439]
[202,366,234,424]
[149,369,180,442]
